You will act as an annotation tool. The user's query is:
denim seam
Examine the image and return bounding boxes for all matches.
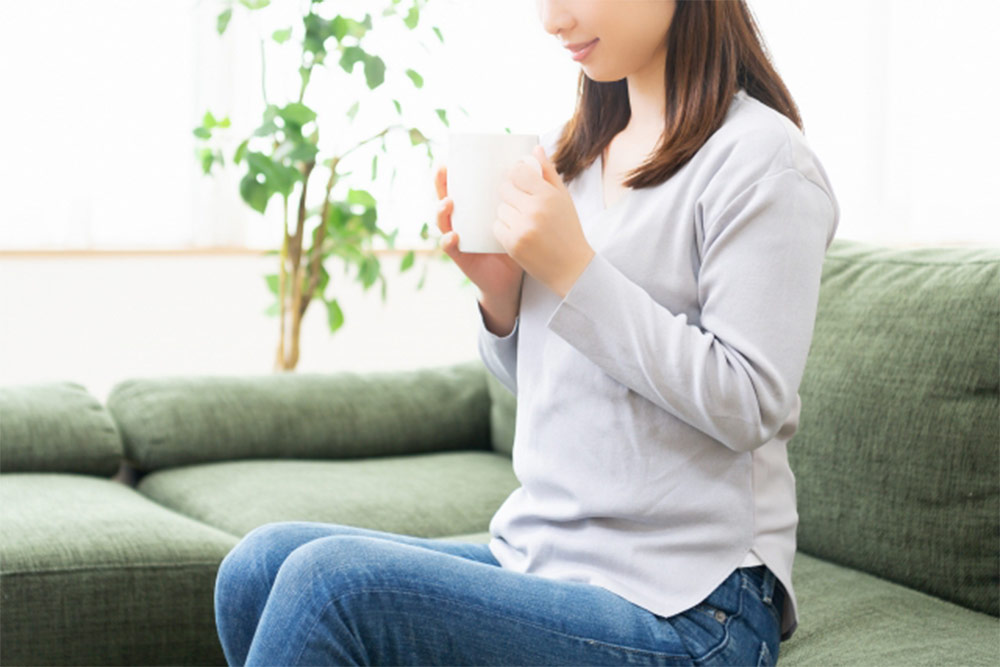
[742,572,783,645]
[743,569,782,629]
[302,586,692,661]
[690,577,747,663]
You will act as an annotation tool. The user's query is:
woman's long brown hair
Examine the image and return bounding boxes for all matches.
[553,0,801,188]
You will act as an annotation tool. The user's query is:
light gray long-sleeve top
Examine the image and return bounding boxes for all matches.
[476,89,839,642]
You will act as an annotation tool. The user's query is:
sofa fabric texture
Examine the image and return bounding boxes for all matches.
[106,361,493,471]
[0,474,237,665]
[790,241,999,617]
[0,382,121,476]
[135,451,520,539]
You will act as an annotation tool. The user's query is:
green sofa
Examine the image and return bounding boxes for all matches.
[1,238,997,666]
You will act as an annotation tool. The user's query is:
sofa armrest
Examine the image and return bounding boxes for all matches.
[106,360,491,472]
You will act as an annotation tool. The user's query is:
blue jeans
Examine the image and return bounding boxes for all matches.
[214,522,785,666]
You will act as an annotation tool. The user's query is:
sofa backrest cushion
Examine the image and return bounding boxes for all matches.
[0,382,122,476]
[106,361,492,472]
[484,371,516,457]
[790,238,999,617]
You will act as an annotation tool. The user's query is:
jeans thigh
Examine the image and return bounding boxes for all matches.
[215,521,496,665]
[245,535,701,666]
[222,520,498,573]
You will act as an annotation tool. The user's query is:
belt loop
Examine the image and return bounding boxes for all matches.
[761,568,777,604]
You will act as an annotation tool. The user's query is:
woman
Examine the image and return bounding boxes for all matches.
[214,1,838,664]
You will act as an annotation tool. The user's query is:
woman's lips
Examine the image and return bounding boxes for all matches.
[570,38,598,62]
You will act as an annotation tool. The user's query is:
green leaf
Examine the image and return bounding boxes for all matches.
[280,102,317,127]
[264,302,280,316]
[263,104,281,123]
[370,154,378,180]
[346,100,360,121]
[420,222,429,240]
[197,147,214,174]
[325,298,344,332]
[330,16,348,42]
[405,69,423,88]
[265,273,279,295]
[339,46,366,74]
[284,141,319,163]
[272,27,293,44]
[246,151,300,196]
[313,262,329,298]
[360,207,377,232]
[403,6,419,29]
[240,173,270,214]
[432,26,443,43]
[193,127,211,140]
[347,189,376,208]
[400,250,415,272]
[392,99,402,115]
[504,127,511,134]
[358,255,380,288]
[303,14,332,56]
[203,111,218,129]
[363,54,386,89]
[238,0,270,9]
[234,139,249,164]
[434,108,449,127]
[408,128,428,146]
[299,66,311,90]
[252,119,280,138]
[217,8,232,35]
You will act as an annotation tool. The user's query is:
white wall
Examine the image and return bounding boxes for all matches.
[0,251,482,402]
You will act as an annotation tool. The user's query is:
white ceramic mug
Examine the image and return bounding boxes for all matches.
[447,132,542,253]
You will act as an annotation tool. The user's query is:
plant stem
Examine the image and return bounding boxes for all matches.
[275,197,289,371]
[300,156,339,317]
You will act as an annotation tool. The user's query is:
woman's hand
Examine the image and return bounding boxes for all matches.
[494,144,595,299]
[434,164,525,303]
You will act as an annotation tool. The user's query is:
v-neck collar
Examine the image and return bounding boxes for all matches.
[596,149,632,214]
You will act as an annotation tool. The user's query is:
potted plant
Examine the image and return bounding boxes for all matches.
[193,0,459,370]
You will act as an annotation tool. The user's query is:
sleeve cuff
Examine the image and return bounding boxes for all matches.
[546,251,621,336]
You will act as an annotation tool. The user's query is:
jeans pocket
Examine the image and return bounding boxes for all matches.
[668,579,744,664]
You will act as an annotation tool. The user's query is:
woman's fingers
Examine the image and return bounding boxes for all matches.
[434,164,448,199]
[436,197,453,234]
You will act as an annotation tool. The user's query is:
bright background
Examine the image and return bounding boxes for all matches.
[2,0,998,400]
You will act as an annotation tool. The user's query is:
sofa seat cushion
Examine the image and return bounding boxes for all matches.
[135,450,521,539]
[0,474,237,666]
[777,551,998,666]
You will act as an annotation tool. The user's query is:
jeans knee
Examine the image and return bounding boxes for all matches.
[274,535,407,598]
[216,523,297,595]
